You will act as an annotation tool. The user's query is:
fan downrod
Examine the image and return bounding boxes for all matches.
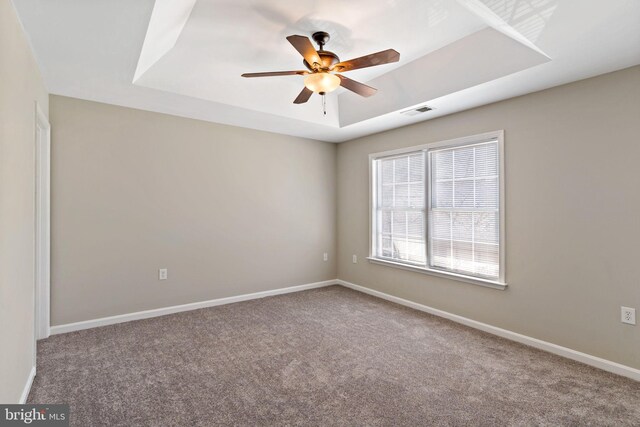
[303,31,339,71]
[312,31,330,50]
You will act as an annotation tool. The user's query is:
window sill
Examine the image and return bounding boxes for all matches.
[366,257,507,290]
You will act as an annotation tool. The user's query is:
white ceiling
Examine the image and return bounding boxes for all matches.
[13,0,640,142]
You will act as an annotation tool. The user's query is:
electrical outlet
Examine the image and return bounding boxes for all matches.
[159,268,168,280]
[323,253,328,262]
[352,254,357,264]
[621,307,636,325]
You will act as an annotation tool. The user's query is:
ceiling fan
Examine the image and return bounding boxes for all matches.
[241,31,400,113]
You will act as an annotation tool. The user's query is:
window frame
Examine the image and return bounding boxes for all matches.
[374,151,427,267]
[368,130,506,290]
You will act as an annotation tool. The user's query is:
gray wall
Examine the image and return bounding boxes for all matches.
[0,1,49,403]
[50,96,337,325]
[337,66,640,369]
[38,64,640,376]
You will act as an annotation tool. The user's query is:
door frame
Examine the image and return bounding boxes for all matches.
[35,101,50,343]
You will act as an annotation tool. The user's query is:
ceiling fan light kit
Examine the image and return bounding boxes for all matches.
[303,72,340,94]
[241,31,400,114]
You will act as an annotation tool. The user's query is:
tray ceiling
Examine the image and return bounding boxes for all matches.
[12,0,640,142]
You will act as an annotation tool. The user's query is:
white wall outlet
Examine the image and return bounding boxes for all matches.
[159,268,168,280]
[352,254,357,264]
[323,253,328,262]
[621,307,636,325]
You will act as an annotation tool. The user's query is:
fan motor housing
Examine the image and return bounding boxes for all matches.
[304,51,340,71]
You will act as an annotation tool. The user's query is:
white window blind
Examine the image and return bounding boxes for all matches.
[428,140,500,279]
[376,152,426,265]
[371,132,504,286]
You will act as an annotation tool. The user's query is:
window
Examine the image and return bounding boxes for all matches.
[376,152,426,265]
[370,131,505,288]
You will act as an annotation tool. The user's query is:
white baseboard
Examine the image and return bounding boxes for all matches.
[19,366,36,404]
[48,277,639,382]
[337,279,640,382]
[51,280,337,335]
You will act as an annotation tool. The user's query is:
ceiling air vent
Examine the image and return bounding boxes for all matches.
[400,105,433,116]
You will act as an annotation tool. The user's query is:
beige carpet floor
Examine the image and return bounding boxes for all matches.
[29,285,640,426]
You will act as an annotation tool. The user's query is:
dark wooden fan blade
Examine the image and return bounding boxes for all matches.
[337,75,377,97]
[286,35,321,69]
[293,87,313,104]
[241,70,307,78]
[332,49,400,72]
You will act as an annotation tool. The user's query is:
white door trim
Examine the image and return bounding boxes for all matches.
[35,102,51,342]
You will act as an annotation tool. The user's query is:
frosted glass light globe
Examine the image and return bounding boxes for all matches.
[304,72,340,94]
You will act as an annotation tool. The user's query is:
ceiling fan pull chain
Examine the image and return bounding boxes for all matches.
[322,94,326,116]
